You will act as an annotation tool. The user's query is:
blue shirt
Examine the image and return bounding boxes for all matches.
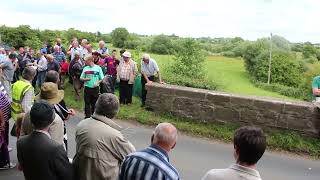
[119,145,180,180]
[52,52,66,64]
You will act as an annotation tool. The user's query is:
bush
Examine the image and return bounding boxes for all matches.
[252,50,303,87]
[300,62,320,101]
[111,27,129,48]
[150,35,173,54]
[255,82,306,99]
[222,51,236,57]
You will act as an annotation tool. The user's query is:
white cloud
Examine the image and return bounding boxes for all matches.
[0,0,319,43]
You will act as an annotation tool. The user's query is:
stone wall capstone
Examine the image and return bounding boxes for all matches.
[145,83,320,137]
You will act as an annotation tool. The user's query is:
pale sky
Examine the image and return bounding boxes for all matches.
[0,0,319,43]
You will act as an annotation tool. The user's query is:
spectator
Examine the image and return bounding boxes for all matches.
[0,82,15,169]
[17,47,32,75]
[92,51,104,66]
[119,49,126,63]
[69,40,83,61]
[47,54,60,73]
[119,122,180,180]
[141,53,163,106]
[80,55,104,118]
[102,49,119,94]
[17,101,73,180]
[117,51,138,105]
[73,93,135,180]
[0,53,15,101]
[28,48,38,87]
[11,67,36,135]
[56,38,66,54]
[97,40,109,58]
[201,126,266,180]
[36,49,48,88]
[86,44,93,56]
[53,45,66,65]
[70,51,84,100]
[44,71,76,151]
[0,48,6,62]
[81,39,89,57]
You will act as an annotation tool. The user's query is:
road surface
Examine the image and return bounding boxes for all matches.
[1,115,320,180]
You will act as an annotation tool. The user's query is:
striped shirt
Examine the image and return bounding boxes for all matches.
[0,90,11,122]
[52,51,66,64]
[119,145,180,180]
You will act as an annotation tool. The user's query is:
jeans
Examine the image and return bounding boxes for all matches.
[84,87,99,118]
[119,80,133,104]
[141,76,155,105]
[37,71,47,88]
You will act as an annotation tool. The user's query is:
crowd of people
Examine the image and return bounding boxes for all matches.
[0,38,267,180]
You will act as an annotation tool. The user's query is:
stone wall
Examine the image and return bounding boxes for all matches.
[145,83,320,137]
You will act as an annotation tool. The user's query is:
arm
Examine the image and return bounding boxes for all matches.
[52,146,74,180]
[112,134,136,161]
[79,68,90,82]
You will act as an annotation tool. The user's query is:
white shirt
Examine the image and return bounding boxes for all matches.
[141,58,159,77]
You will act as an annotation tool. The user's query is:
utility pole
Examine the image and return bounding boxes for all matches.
[267,33,272,85]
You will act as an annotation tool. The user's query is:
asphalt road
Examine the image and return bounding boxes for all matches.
[1,115,320,180]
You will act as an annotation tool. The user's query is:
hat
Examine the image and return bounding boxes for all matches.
[35,82,64,104]
[122,51,131,58]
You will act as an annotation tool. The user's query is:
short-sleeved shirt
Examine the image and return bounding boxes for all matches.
[141,58,159,77]
[52,52,66,64]
[47,60,60,72]
[0,59,14,81]
[80,65,104,88]
[312,76,320,97]
[97,47,109,56]
[105,57,119,76]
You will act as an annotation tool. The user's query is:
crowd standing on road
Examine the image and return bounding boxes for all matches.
[0,38,268,179]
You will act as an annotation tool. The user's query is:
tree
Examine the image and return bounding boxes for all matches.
[25,36,42,50]
[302,42,317,58]
[150,35,173,54]
[111,27,129,48]
[170,39,205,78]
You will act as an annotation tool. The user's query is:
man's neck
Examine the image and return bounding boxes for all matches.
[237,162,256,169]
[89,63,94,67]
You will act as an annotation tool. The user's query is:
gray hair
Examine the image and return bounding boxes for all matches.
[153,123,178,145]
[143,53,150,60]
[54,45,60,50]
[98,40,105,46]
[22,66,37,81]
[95,93,120,118]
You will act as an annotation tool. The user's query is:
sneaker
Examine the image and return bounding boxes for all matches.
[0,163,16,170]
[8,147,13,152]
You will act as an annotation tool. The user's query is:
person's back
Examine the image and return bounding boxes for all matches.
[201,164,262,180]
[201,126,266,180]
[73,94,135,180]
[17,132,70,180]
[17,101,73,180]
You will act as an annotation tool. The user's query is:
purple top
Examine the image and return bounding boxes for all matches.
[105,57,119,76]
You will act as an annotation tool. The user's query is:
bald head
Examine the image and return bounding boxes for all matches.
[152,123,177,152]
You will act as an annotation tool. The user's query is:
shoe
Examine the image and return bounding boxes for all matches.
[0,162,16,170]
[8,147,13,152]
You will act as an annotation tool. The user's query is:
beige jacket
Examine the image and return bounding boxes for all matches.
[20,112,65,149]
[73,114,136,180]
[117,59,138,84]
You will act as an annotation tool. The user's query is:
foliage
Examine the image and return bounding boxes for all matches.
[111,27,129,48]
[170,38,206,79]
[252,50,303,87]
[302,42,318,58]
[255,82,306,100]
[25,36,42,50]
[150,34,173,54]
[300,62,320,101]
[124,34,142,50]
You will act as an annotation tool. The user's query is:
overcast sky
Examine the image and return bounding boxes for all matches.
[0,0,319,43]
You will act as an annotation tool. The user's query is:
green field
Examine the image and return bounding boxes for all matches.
[151,54,289,99]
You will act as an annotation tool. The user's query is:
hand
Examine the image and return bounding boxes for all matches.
[68,109,76,116]
[146,80,153,85]
[160,80,165,84]
[85,77,91,81]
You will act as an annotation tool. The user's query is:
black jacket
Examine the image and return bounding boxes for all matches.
[17,131,74,180]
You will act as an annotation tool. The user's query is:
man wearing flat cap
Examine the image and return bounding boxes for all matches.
[17,101,73,180]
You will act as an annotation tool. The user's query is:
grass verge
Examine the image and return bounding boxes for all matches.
[63,81,320,158]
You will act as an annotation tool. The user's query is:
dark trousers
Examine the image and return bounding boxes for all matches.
[119,80,133,104]
[84,87,99,118]
[141,76,155,105]
[0,124,9,166]
[101,75,116,94]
